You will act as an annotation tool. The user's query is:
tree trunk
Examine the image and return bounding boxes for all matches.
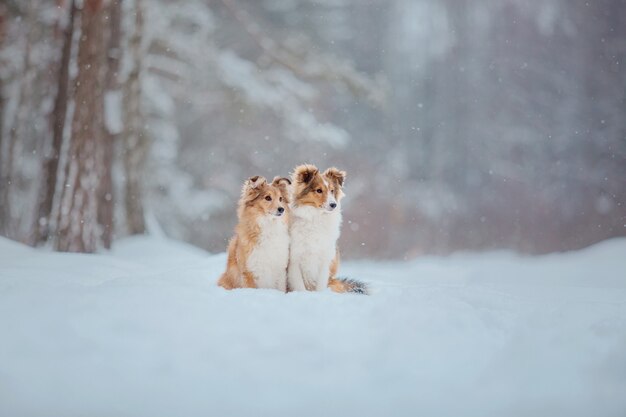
[55,0,107,253]
[33,0,76,245]
[99,0,122,249]
[123,0,148,235]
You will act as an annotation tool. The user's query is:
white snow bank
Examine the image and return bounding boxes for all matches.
[1,236,625,417]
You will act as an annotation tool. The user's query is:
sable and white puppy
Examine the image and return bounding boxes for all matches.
[287,164,366,294]
[218,175,292,291]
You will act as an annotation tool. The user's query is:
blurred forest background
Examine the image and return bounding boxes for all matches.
[0,0,625,258]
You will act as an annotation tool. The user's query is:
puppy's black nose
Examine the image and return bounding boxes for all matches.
[278,207,285,213]
[330,202,337,209]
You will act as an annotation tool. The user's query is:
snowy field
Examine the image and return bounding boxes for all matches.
[1,236,625,417]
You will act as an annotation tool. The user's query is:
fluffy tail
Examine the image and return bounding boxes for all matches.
[328,277,368,295]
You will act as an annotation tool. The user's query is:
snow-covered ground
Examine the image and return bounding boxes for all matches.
[1,236,625,417]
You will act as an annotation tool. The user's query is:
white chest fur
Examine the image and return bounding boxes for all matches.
[288,205,342,291]
[246,216,290,291]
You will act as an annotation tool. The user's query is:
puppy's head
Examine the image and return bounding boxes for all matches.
[239,175,287,218]
[291,164,346,212]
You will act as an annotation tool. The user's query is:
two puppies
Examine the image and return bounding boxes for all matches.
[217,164,366,294]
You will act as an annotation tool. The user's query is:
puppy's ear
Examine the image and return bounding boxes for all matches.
[272,176,292,203]
[246,175,267,189]
[293,164,318,184]
[241,175,266,201]
[272,176,291,187]
[323,167,346,187]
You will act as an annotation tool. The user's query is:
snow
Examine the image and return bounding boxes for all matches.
[1,236,625,417]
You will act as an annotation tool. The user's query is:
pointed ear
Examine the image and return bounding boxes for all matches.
[246,175,267,189]
[272,176,292,203]
[241,175,266,201]
[293,164,319,184]
[323,167,346,187]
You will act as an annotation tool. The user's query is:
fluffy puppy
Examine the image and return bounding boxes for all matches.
[287,164,366,293]
[218,176,291,291]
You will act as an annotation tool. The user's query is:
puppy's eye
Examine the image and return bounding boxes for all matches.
[265,196,272,201]
[279,197,283,202]
[316,188,323,194]
[330,189,334,193]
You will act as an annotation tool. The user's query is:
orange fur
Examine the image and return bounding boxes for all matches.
[328,277,368,294]
[217,175,290,290]
[328,277,346,293]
